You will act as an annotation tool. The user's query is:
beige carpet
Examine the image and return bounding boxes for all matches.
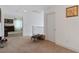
[0,36,75,53]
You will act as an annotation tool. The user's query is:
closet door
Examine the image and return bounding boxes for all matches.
[46,13,56,42]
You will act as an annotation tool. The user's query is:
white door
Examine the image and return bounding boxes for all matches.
[46,13,56,42]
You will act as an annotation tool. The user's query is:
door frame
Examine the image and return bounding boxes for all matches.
[4,16,23,37]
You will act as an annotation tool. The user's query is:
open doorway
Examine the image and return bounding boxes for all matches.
[4,17,23,37]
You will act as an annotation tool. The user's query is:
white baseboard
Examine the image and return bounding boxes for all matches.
[55,41,78,53]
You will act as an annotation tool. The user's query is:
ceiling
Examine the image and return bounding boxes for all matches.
[0,5,55,18]
[0,5,54,13]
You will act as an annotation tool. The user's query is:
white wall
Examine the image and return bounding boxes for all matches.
[23,11,44,36]
[0,7,4,37]
[55,6,79,52]
[0,8,4,38]
[45,5,79,52]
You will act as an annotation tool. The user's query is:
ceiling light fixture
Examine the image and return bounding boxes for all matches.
[24,10,28,12]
